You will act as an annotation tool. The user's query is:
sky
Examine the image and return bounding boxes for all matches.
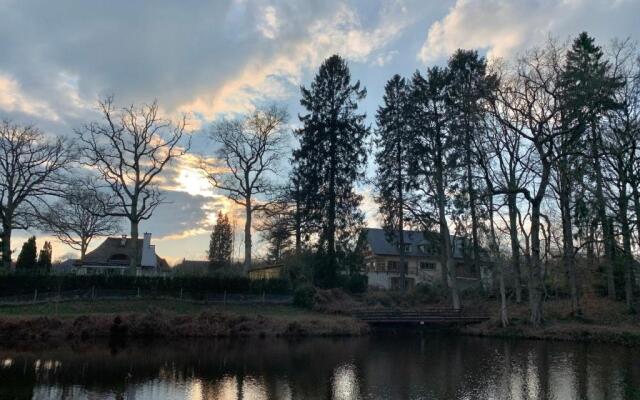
[1,0,639,265]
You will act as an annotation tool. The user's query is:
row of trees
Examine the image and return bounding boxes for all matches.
[224,33,639,327]
[373,33,640,325]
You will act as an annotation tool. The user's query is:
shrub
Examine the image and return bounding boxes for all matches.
[293,284,316,309]
[345,274,368,294]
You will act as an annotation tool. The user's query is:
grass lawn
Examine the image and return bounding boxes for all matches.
[0,299,321,319]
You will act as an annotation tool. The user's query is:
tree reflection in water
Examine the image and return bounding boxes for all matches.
[0,335,639,399]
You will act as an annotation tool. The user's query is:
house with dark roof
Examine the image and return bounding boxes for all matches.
[75,233,168,276]
[364,228,487,290]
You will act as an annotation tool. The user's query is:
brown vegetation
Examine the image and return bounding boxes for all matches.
[0,306,368,346]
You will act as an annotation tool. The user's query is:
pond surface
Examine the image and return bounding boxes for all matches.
[0,335,639,400]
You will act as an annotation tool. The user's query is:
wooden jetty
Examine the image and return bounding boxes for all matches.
[351,308,489,326]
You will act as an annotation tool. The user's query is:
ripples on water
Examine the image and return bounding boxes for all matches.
[0,335,639,399]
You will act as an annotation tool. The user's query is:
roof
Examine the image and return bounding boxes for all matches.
[82,237,168,269]
[365,228,465,258]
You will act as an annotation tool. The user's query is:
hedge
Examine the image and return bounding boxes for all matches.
[0,274,291,297]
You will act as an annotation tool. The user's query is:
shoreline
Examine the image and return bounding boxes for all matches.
[0,310,369,346]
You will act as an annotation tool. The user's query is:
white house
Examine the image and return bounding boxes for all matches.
[75,233,168,276]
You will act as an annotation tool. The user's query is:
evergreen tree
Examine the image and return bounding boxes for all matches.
[208,211,232,270]
[15,236,37,271]
[37,241,52,272]
[294,54,370,287]
[446,49,496,277]
[562,32,623,300]
[374,74,413,291]
[409,67,461,309]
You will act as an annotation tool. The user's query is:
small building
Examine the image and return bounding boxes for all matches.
[247,264,284,280]
[363,228,486,290]
[75,233,168,276]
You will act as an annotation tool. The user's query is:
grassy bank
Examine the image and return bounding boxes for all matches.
[0,299,368,345]
[458,295,640,346]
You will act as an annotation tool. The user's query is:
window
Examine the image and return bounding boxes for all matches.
[420,262,436,270]
[387,261,398,272]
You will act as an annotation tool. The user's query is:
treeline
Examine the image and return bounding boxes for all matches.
[369,32,640,326]
[262,32,640,327]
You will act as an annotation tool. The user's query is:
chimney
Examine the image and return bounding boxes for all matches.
[141,233,157,268]
[120,235,127,247]
[143,232,152,249]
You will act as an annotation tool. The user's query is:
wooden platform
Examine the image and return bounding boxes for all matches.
[351,308,489,325]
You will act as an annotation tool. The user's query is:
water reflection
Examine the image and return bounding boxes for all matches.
[0,335,639,399]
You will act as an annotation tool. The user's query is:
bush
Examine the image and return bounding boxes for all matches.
[345,274,368,294]
[293,284,316,309]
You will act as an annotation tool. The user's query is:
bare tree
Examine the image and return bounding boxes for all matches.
[76,97,189,272]
[0,120,71,270]
[492,41,567,326]
[38,186,121,262]
[204,105,288,270]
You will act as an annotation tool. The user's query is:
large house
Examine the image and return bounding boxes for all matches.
[364,228,488,290]
[75,233,168,276]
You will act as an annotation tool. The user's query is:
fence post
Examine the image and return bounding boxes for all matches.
[33,288,38,303]
[223,290,227,306]
[91,286,95,300]
[180,288,183,300]
[262,291,265,304]
[137,287,140,298]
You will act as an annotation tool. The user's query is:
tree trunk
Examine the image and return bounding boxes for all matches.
[438,173,460,309]
[633,184,640,257]
[591,125,615,299]
[559,168,580,316]
[294,186,302,255]
[529,202,544,326]
[1,223,11,270]
[618,171,633,311]
[465,134,480,278]
[327,129,337,287]
[244,201,252,271]
[489,195,508,327]
[80,238,88,263]
[129,220,139,273]
[397,138,406,292]
[507,192,522,303]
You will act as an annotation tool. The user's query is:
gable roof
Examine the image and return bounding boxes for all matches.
[82,237,168,269]
[365,228,465,258]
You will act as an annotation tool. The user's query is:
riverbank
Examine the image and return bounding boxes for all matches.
[0,299,368,345]
[316,288,640,346]
[459,296,640,346]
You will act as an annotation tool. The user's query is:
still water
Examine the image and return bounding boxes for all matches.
[0,335,639,400]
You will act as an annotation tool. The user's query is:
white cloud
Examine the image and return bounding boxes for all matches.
[257,5,280,39]
[0,73,59,120]
[418,0,640,63]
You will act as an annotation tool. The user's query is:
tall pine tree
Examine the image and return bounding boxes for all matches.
[208,211,233,271]
[294,54,370,287]
[562,32,623,300]
[374,74,413,291]
[409,67,461,309]
[15,236,37,272]
[446,49,496,277]
[37,241,52,272]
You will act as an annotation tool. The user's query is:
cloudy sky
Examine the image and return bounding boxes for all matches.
[1,0,639,264]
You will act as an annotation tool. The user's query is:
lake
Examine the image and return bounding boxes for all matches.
[1,335,639,399]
